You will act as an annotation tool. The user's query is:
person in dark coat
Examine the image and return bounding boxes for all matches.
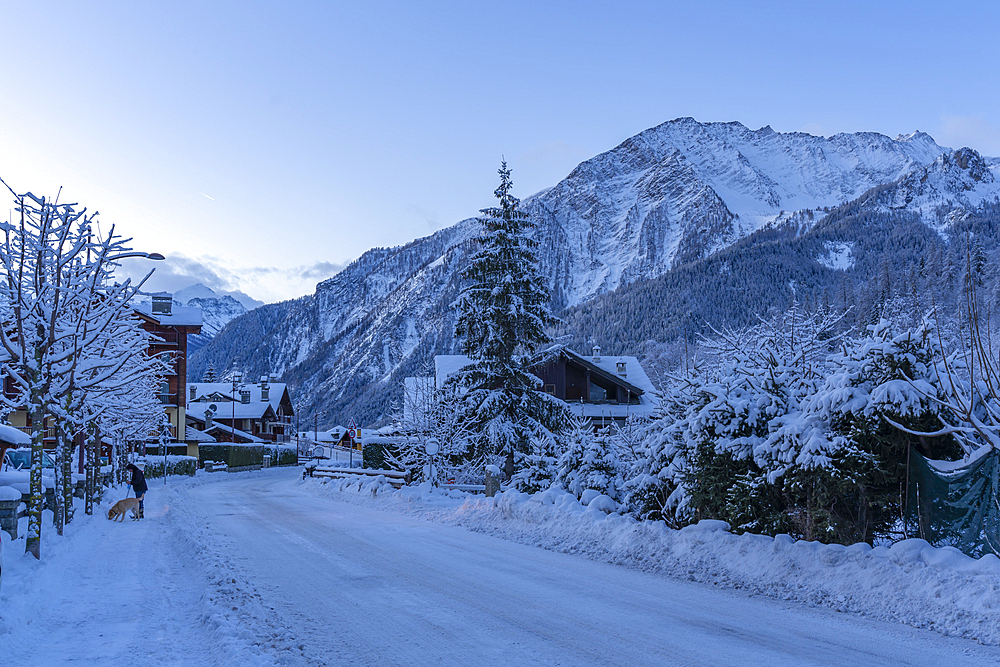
[125,464,148,519]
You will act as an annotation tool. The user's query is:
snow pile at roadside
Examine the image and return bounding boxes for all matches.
[0,473,284,666]
[302,476,1000,645]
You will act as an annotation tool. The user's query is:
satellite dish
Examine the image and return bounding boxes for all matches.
[425,441,439,456]
[208,403,218,415]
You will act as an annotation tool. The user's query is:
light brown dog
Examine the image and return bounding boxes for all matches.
[107,497,140,522]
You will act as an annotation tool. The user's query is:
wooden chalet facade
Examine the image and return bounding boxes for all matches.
[424,346,659,429]
[533,347,646,407]
[133,293,203,456]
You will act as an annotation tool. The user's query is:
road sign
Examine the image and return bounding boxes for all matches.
[347,428,357,440]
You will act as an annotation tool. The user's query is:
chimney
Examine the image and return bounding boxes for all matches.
[151,293,173,315]
[240,389,251,404]
[616,361,627,377]
[592,345,601,362]
[261,386,269,402]
[189,386,197,401]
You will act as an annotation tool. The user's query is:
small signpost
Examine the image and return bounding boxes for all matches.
[424,440,439,487]
[348,419,357,467]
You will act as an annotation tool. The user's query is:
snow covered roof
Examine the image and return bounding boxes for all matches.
[202,423,261,443]
[188,400,274,421]
[183,426,217,443]
[561,348,658,398]
[567,401,658,421]
[428,349,660,421]
[298,429,343,443]
[188,382,293,415]
[133,302,204,327]
[0,423,30,446]
[433,350,658,401]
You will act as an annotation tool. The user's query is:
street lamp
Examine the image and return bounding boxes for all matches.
[108,251,165,261]
[160,413,171,486]
[230,365,243,446]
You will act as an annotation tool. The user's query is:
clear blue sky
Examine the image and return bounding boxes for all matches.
[1,1,997,303]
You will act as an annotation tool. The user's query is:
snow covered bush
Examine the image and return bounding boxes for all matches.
[623,395,688,525]
[510,433,560,494]
[555,417,622,502]
[139,455,198,478]
[630,305,972,546]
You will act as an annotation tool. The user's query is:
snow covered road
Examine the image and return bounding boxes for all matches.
[4,467,999,666]
[181,469,1000,666]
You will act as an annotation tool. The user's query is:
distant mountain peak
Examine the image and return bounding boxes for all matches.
[174,283,219,303]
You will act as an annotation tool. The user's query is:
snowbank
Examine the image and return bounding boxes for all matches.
[302,477,1000,645]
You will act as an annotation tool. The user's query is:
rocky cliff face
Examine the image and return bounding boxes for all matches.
[190,118,999,427]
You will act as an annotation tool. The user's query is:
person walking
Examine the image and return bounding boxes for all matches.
[125,463,148,519]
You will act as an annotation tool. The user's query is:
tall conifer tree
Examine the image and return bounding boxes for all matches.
[450,161,569,472]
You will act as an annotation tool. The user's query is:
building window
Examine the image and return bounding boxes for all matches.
[589,382,607,401]
[544,384,556,395]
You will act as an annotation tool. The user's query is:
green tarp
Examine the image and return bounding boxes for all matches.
[906,446,1000,557]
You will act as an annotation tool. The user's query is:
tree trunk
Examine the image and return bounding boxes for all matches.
[84,425,97,515]
[25,404,46,559]
[62,433,75,526]
[53,443,64,536]
[858,483,870,545]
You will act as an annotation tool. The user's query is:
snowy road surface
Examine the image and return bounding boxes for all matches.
[186,470,999,666]
[4,467,1000,666]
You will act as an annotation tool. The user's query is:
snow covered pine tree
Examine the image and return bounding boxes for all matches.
[449,161,570,477]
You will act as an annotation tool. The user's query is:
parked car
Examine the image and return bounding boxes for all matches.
[2,448,55,472]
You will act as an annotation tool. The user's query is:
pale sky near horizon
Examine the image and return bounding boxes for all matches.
[1,1,998,304]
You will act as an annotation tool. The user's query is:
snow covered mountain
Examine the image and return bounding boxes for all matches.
[189,118,1000,427]
[171,284,255,354]
[526,119,948,307]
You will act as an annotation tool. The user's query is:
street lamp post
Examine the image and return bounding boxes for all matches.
[230,365,243,447]
[108,251,166,261]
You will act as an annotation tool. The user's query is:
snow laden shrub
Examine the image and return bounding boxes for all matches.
[510,433,561,494]
[555,417,622,502]
[672,305,850,539]
[623,394,689,526]
[660,307,967,545]
[794,317,963,544]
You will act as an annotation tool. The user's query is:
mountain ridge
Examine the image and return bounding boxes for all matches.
[189,118,999,428]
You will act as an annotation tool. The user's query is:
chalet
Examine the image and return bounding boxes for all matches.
[414,345,659,429]
[186,377,294,444]
[133,293,204,457]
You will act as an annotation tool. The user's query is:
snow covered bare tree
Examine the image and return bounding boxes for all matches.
[449,162,570,475]
[0,182,159,558]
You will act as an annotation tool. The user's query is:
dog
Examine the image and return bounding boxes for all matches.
[107,497,141,522]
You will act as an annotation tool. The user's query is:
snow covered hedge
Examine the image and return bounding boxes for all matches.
[138,455,198,478]
[198,444,297,469]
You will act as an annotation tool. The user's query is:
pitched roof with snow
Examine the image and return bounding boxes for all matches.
[133,303,204,327]
[188,382,293,415]
[202,423,261,443]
